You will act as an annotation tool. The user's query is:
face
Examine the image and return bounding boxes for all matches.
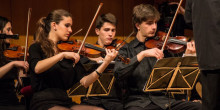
[96,22,116,46]
[136,19,157,38]
[3,22,13,43]
[54,16,72,41]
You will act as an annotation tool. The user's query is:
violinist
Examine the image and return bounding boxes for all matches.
[114,4,201,110]
[0,16,28,110]
[28,9,117,110]
[80,13,123,110]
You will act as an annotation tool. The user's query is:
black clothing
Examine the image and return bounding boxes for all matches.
[201,70,220,110]
[185,0,220,70]
[157,14,186,37]
[114,38,175,109]
[0,51,24,109]
[80,40,123,110]
[0,67,19,106]
[185,0,220,109]
[126,101,201,110]
[114,38,201,110]
[28,43,87,110]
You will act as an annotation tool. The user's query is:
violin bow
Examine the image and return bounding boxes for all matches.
[115,31,134,50]
[68,3,103,96]
[24,8,32,62]
[70,28,83,37]
[77,3,103,55]
[161,0,184,52]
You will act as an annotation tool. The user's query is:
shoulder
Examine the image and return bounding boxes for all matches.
[29,42,41,50]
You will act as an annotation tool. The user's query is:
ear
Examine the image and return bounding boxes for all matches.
[0,30,1,33]
[95,28,100,35]
[135,23,140,31]
[51,22,57,30]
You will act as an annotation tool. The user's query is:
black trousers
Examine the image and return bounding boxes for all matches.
[201,70,220,110]
[126,101,201,110]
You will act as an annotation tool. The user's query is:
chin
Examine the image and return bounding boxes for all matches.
[105,41,111,45]
[62,37,69,41]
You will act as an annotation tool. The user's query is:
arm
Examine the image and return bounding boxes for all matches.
[114,45,163,81]
[29,43,80,74]
[0,61,29,78]
[34,52,81,74]
[80,49,118,88]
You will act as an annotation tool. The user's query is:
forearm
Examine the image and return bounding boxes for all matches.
[137,51,146,62]
[80,60,111,88]
[34,53,64,74]
[0,62,14,78]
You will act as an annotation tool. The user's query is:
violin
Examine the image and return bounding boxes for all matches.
[57,39,130,64]
[105,39,126,50]
[145,31,187,53]
[3,44,26,60]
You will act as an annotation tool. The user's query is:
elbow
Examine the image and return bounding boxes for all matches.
[34,68,42,74]
[80,77,89,88]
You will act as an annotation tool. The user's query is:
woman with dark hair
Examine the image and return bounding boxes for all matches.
[0,16,28,110]
[28,9,118,110]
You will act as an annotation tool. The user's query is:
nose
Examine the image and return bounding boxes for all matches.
[68,27,72,33]
[9,30,13,35]
[152,23,157,30]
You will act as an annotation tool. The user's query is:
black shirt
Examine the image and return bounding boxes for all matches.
[29,43,89,92]
[0,50,19,106]
[0,66,19,106]
[185,0,220,70]
[114,38,175,109]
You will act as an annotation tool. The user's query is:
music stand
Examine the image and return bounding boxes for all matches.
[68,62,115,97]
[143,56,200,92]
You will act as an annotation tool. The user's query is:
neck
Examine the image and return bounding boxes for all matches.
[48,32,58,45]
[136,32,147,42]
[97,37,104,47]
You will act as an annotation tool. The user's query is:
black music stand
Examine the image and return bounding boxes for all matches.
[143,56,200,92]
[68,62,115,97]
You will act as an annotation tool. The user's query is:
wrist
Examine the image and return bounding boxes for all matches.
[59,52,65,60]
[11,61,17,67]
[95,70,102,77]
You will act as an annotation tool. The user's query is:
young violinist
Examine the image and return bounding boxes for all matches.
[114,4,201,110]
[0,16,28,110]
[80,13,123,110]
[28,9,118,110]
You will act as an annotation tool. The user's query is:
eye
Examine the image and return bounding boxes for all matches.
[65,24,71,28]
[111,29,116,32]
[104,28,110,32]
[7,28,12,32]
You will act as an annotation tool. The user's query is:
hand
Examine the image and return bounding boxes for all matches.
[103,49,118,63]
[13,61,29,72]
[62,52,80,63]
[185,41,196,54]
[89,57,104,63]
[142,48,164,60]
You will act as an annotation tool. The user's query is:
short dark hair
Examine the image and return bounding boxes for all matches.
[95,13,117,29]
[132,4,160,33]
